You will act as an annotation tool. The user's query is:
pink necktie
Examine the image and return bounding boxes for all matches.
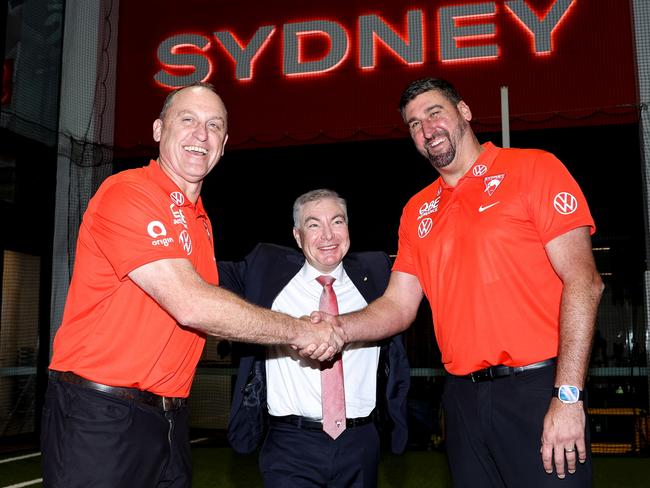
[316,275,346,439]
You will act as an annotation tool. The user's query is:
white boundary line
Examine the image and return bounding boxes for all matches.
[0,453,40,464]
[190,437,209,444]
[2,479,42,488]
[0,453,42,488]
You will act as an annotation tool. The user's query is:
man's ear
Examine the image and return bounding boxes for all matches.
[221,133,228,156]
[292,227,303,249]
[458,101,472,122]
[153,119,163,142]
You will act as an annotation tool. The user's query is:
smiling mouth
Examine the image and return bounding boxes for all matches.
[184,145,208,155]
[426,138,446,151]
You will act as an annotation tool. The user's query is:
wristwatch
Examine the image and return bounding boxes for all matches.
[553,385,584,404]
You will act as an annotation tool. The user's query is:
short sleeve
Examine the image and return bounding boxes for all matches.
[86,180,187,279]
[525,150,595,245]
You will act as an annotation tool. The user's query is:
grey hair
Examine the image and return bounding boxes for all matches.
[293,189,348,228]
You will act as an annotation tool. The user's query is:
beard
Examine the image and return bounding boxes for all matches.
[427,140,456,169]
[425,120,468,170]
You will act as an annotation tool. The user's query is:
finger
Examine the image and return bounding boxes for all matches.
[333,325,348,345]
[316,345,336,362]
[310,311,323,323]
[564,447,577,474]
[330,332,344,352]
[575,439,587,463]
[309,343,329,360]
[297,344,317,358]
[540,443,553,474]
[554,447,566,479]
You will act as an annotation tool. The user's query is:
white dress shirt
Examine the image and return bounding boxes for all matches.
[266,261,380,419]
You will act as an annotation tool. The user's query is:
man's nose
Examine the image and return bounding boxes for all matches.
[193,124,208,141]
[421,118,436,138]
[321,224,334,240]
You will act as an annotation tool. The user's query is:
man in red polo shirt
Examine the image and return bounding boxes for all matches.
[41,82,344,488]
[313,78,603,487]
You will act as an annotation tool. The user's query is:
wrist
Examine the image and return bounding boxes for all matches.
[285,318,301,346]
[553,385,584,404]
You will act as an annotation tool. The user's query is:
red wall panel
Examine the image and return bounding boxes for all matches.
[114,0,637,152]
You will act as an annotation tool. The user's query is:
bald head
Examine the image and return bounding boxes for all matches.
[159,82,228,130]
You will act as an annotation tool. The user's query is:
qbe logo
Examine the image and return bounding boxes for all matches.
[148,220,174,247]
[171,206,188,228]
[418,198,440,219]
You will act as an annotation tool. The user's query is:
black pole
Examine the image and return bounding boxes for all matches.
[0,0,8,107]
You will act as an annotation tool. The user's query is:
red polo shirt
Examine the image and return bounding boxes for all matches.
[393,142,595,375]
[50,160,218,397]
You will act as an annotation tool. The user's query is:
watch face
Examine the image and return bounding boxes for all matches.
[558,385,581,403]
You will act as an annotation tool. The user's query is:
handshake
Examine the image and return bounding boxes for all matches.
[290,311,346,361]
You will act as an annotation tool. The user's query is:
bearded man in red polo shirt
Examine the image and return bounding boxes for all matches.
[313,78,603,487]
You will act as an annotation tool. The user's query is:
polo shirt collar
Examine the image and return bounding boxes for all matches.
[145,159,207,218]
[437,141,501,191]
[465,141,500,178]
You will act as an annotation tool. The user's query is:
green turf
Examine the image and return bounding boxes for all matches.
[190,447,648,487]
[591,455,650,488]
[377,451,453,487]
[192,448,262,487]
[190,448,453,487]
[1,447,649,487]
[0,454,42,486]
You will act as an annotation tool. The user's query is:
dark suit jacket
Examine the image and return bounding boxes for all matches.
[218,243,410,455]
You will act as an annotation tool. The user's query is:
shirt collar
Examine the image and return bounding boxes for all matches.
[466,141,500,178]
[300,260,346,285]
[144,159,207,217]
[437,141,501,191]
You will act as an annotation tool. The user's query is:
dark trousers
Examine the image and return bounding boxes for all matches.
[259,421,380,488]
[443,364,592,488]
[40,378,191,488]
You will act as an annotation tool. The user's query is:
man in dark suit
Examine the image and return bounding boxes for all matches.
[219,189,409,488]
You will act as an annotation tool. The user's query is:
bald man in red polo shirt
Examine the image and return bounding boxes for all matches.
[42,82,343,488]
[313,78,603,487]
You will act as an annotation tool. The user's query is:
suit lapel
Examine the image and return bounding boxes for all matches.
[259,250,304,307]
[343,256,380,302]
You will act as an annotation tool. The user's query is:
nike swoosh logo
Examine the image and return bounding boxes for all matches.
[478,201,500,213]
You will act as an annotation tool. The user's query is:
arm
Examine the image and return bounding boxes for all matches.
[343,270,423,341]
[312,270,423,346]
[128,257,343,358]
[539,226,604,478]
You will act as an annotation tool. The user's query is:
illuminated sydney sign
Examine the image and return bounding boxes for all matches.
[154,0,576,87]
[114,0,636,150]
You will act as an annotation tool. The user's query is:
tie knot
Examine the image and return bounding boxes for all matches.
[316,275,336,287]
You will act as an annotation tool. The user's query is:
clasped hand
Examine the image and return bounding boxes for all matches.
[290,312,345,361]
